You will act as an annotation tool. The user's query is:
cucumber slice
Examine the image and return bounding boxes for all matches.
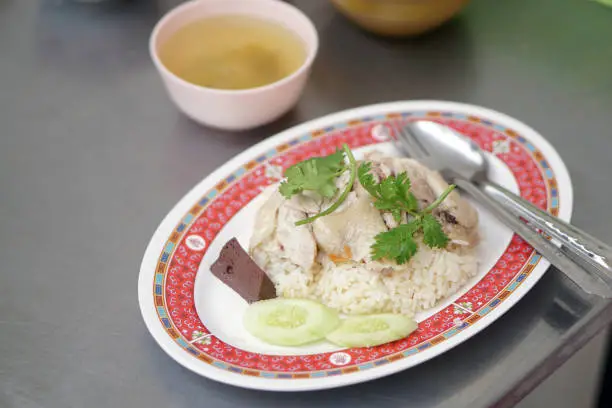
[244,298,340,346]
[326,314,417,348]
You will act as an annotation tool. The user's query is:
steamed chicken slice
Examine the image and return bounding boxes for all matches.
[276,205,317,271]
[249,186,284,250]
[249,187,317,272]
[312,187,388,262]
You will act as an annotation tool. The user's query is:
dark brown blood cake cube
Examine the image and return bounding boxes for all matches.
[210,238,277,303]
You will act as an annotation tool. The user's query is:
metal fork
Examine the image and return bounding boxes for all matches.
[389,121,612,298]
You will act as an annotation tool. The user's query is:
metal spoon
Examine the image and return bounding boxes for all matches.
[400,120,612,297]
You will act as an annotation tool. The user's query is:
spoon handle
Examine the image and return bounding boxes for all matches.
[454,179,612,298]
[479,180,612,289]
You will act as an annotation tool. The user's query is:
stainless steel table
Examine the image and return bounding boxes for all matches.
[2,0,612,407]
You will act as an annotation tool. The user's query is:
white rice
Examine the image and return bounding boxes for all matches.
[313,246,477,316]
[253,236,478,317]
[314,262,391,315]
[379,246,477,315]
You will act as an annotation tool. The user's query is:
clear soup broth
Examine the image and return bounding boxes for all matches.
[159,15,307,91]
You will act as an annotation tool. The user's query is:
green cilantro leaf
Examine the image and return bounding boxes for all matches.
[357,162,378,197]
[371,222,420,264]
[279,150,345,199]
[421,213,449,248]
[391,208,402,223]
[357,166,420,215]
[395,172,419,213]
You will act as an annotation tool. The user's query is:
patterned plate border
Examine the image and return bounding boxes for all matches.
[139,101,572,391]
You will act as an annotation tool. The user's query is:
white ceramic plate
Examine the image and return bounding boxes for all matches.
[138,101,572,391]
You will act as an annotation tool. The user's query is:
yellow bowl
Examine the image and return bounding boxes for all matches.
[331,0,470,37]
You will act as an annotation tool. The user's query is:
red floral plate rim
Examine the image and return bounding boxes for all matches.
[138,101,572,391]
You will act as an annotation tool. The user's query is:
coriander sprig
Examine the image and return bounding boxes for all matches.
[358,162,419,222]
[357,164,455,264]
[279,144,357,226]
[279,149,347,199]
